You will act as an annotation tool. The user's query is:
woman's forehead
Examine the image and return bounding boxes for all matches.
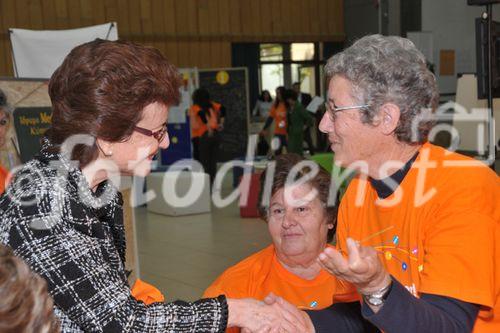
[271,183,318,204]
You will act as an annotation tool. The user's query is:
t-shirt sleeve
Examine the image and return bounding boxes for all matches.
[419,171,498,309]
[203,265,253,300]
[203,277,228,299]
[203,262,258,333]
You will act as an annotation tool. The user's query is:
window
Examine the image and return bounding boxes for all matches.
[260,64,284,96]
[259,42,321,99]
[260,44,283,61]
[291,43,314,61]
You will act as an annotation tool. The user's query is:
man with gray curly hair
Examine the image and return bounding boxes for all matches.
[264,35,499,332]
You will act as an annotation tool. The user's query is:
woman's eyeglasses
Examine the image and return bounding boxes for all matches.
[325,100,369,120]
[0,118,8,126]
[133,123,168,143]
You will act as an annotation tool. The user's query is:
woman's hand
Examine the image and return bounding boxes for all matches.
[227,297,308,332]
[263,293,315,333]
[318,238,391,295]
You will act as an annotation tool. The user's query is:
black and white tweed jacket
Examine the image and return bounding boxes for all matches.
[0,141,227,332]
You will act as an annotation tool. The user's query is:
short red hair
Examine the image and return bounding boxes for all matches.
[48,39,181,167]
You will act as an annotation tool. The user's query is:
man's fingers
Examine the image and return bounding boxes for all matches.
[264,292,278,305]
[346,238,371,274]
[318,247,350,276]
[275,298,307,329]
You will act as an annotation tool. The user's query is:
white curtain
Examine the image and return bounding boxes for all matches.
[9,22,118,79]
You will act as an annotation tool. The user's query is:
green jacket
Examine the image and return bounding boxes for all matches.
[287,102,313,155]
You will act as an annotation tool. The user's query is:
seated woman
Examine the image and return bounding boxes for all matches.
[0,39,305,333]
[204,154,355,331]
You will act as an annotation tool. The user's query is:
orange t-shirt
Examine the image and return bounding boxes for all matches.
[204,244,356,333]
[0,165,8,195]
[269,102,287,135]
[337,142,499,332]
[131,279,165,305]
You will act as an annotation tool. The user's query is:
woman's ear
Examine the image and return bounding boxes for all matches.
[96,138,114,157]
[379,103,400,135]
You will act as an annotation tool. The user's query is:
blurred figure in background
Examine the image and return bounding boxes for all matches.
[284,89,313,156]
[314,103,329,153]
[0,244,60,333]
[189,87,226,185]
[252,89,273,120]
[260,86,287,155]
[292,82,315,155]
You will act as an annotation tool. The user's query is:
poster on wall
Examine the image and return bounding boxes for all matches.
[13,107,52,163]
[198,67,249,162]
[159,68,198,166]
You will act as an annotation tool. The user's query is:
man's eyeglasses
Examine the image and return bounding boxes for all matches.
[134,123,168,143]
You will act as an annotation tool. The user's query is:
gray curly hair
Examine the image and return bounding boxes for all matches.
[325,34,439,144]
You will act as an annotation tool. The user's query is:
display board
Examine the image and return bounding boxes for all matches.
[198,68,249,162]
[12,107,52,162]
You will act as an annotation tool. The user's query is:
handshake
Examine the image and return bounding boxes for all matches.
[228,293,315,333]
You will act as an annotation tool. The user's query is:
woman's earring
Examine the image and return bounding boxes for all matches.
[96,141,113,157]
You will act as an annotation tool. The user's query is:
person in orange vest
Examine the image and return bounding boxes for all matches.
[189,88,225,185]
[0,90,10,195]
[259,86,287,155]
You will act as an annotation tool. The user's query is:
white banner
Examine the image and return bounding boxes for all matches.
[9,22,118,79]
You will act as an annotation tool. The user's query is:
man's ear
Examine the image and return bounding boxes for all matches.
[378,103,400,135]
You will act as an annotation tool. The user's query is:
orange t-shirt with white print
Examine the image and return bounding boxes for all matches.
[204,244,357,333]
[336,142,499,332]
[269,102,287,135]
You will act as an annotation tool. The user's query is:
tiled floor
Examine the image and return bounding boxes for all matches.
[135,197,272,302]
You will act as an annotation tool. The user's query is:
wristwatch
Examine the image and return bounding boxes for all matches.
[362,281,392,307]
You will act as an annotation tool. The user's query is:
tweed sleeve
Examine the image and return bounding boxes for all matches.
[4,212,227,332]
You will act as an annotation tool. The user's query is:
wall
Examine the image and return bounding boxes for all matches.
[344,0,380,43]
[0,0,344,76]
[422,0,500,94]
